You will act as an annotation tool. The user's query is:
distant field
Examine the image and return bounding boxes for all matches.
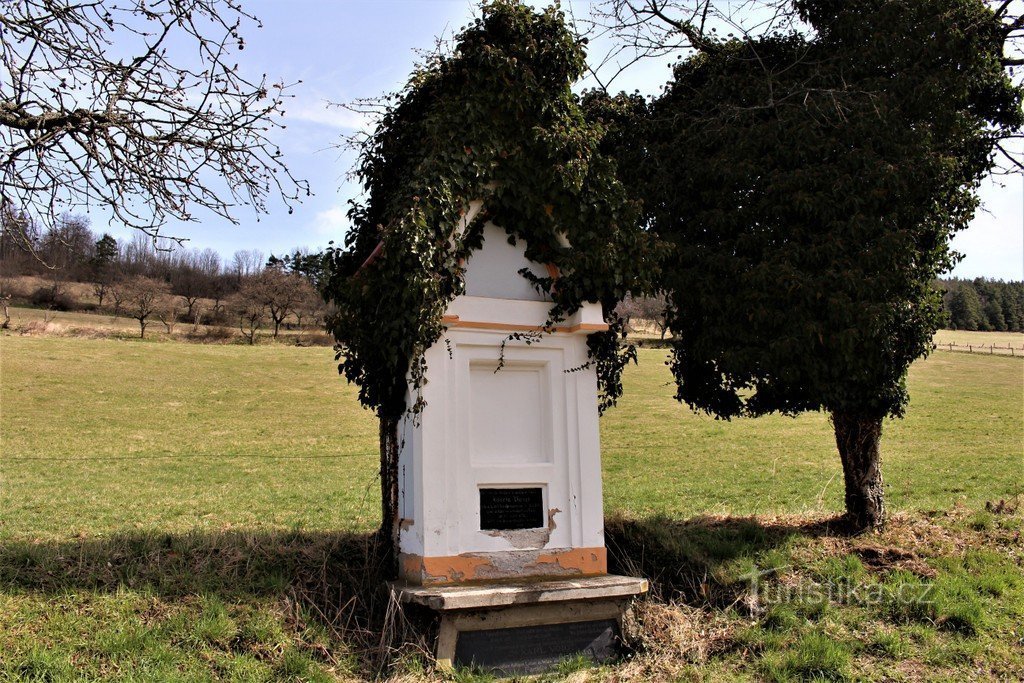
[933,328,1024,355]
[6,304,143,334]
[4,304,325,344]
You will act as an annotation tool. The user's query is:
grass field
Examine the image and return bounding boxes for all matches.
[5,304,144,335]
[1,333,1022,681]
[932,329,1024,348]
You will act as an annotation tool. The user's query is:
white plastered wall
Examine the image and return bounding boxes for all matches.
[397,219,606,565]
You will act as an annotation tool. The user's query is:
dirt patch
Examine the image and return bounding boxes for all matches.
[854,545,936,578]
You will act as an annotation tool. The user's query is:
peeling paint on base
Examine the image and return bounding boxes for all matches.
[399,547,607,585]
[483,507,562,549]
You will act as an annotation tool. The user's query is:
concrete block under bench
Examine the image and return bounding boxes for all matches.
[390,575,648,674]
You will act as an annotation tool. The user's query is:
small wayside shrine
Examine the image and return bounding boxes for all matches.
[391,207,648,675]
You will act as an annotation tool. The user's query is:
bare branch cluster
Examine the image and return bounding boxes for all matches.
[584,0,797,91]
[231,266,317,341]
[1,0,309,246]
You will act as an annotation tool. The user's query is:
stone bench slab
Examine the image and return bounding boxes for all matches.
[390,574,648,612]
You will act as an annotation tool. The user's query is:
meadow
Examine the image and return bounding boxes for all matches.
[1,331,1022,681]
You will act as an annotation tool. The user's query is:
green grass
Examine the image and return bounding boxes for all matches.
[2,333,1023,681]
[1,336,379,540]
[933,328,1024,349]
[3,336,1021,541]
[603,345,1023,519]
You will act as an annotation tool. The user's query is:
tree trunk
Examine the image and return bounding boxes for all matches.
[831,409,886,532]
[379,415,401,579]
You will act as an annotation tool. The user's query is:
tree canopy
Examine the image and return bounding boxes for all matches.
[595,0,1022,529]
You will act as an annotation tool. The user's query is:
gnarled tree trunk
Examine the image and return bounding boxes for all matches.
[379,415,401,578]
[832,409,886,532]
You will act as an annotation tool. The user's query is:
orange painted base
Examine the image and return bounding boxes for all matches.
[400,547,608,586]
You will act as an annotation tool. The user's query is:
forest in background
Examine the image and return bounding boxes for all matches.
[2,211,1022,335]
[0,211,328,339]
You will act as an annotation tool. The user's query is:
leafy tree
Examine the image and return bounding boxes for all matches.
[268,249,328,288]
[610,0,1021,530]
[973,277,1011,330]
[1,0,307,246]
[1004,283,1024,331]
[93,234,118,268]
[940,277,1024,331]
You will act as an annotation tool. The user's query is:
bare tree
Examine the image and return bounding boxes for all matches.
[91,280,110,309]
[156,295,184,335]
[38,214,94,275]
[1,0,308,251]
[115,276,169,338]
[109,282,126,317]
[617,293,670,338]
[291,279,324,332]
[231,282,264,344]
[190,299,206,333]
[246,267,306,337]
[231,249,264,279]
[171,267,207,322]
[208,273,231,321]
[584,1,796,90]
[0,278,12,329]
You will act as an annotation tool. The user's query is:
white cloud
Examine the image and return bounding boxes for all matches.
[284,97,375,131]
[311,205,349,239]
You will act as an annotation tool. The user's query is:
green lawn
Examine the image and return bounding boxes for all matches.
[604,344,1024,520]
[2,336,1020,541]
[1,334,1022,681]
[1,336,378,541]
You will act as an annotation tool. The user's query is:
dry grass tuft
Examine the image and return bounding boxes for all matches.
[613,600,735,680]
[17,319,115,339]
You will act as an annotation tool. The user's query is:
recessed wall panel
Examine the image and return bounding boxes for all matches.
[470,362,548,464]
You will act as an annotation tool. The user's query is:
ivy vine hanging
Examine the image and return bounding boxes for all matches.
[322,0,659,418]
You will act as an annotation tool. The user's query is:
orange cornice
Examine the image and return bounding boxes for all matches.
[441,315,608,334]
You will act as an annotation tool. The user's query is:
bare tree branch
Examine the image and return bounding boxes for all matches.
[1,0,309,247]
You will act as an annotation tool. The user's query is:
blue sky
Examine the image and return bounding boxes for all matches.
[106,0,1023,280]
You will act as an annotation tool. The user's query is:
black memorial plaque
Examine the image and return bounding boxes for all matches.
[454,619,620,675]
[479,487,544,530]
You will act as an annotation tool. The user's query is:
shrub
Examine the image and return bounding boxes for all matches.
[28,286,77,311]
[185,325,235,343]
